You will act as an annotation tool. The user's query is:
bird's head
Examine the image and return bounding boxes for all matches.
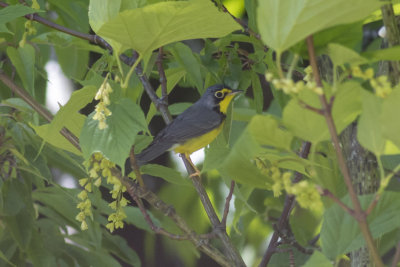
[201,84,241,114]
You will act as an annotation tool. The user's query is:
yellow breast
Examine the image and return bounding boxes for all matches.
[173,122,225,155]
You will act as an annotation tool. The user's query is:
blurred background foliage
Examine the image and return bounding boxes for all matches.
[1,0,400,266]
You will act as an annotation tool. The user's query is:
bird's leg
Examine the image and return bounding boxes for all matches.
[182,154,201,178]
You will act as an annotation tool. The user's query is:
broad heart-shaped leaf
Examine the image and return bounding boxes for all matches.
[6,45,35,95]
[80,98,147,171]
[382,88,400,150]
[0,4,43,34]
[32,86,98,155]
[357,90,385,155]
[283,82,361,143]
[321,192,400,259]
[327,43,368,66]
[256,0,382,52]
[97,0,240,55]
[220,115,293,188]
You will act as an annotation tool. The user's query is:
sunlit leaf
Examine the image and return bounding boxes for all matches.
[98,0,240,55]
[257,0,381,51]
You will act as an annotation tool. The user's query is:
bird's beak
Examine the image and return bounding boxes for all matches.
[228,89,242,96]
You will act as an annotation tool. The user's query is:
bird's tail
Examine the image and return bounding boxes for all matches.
[135,140,174,166]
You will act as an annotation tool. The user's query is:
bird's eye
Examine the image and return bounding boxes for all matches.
[215,91,224,98]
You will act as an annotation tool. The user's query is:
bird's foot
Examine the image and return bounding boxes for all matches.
[189,170,201,178]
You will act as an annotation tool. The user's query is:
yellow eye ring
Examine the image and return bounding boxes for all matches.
[215,91,224,98]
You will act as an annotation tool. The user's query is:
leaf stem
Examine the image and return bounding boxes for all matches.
[122,54,142,89]
[306,35,383,267]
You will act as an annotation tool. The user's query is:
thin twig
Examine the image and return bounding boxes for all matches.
[0,3,245,265]
[120,174,231,266]
[156,47,168,105]
[0,71,81,151]
[218,2,261,40]
[129,146,145,188]
[132,192,189,240]
[0,70,232,267]
[298,100,324,115]
[317,187,355,216]
[259,142,311,267]
[306,35,384,267]
[221,181,235,229]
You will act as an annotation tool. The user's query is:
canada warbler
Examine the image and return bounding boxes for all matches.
[136,85,241,167]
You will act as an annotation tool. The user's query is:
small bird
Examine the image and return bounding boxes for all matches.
[136,84,241,175]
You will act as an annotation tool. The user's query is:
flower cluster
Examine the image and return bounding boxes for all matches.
[256,159,323,212]
[93,77,113,130]
[266,66,323,96]
[351,66,392,98]
[76,153,129,232]
[19,0,40,47]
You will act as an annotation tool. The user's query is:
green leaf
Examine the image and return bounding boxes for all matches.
[98,0,240,55]
[1,178,31,216]
[3,209,33,250]
[302,251,332,267]
[382,88,400,150]
[140,164,191,186]
[290,207,322,247]
[102,234,141,267]
[6,45,35,95]
[251,72,263,113]
[146,68,186,124]
[88,0,123,52]
[283,82,361,143]
[0,249,16,267]
[32,86,98,155]
[80,98,147,170]
[124,206,160,232]
[0,5,43,34]
[168,102,192,115]
[357,91,385,154]
[32,32,104,53]
[168,42,203,92]
[292,22,363,57]
[327,43,368,66]
[220,115,293,188]
[256,0,381,51]
[33,187,80,228]
[55,46,89,80]
[321,192,400,259]
[362,45,400,62]
[27,229,57,267]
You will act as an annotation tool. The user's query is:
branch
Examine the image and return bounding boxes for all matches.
[0,71,81,151]
[306,35,384,267]
[0,70,233,266]
[214,1,261,41]
[381,4,400,84]
[119,175,231,267]
[0,4,245,265]
[259,141,311,267]
[221,181,235,229]
[129,147,146,187]
[317,187,355,216]
[156,47,168,104]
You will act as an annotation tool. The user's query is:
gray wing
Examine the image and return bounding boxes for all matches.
[136,103,223,164]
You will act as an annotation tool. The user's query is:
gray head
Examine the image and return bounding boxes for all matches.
[198,84,241,114]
